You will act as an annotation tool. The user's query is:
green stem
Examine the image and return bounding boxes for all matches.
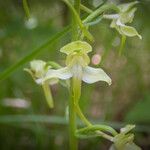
[23,0,30,19]
[83,4,119,23]
[80,4,93,14]
[119,35,126,56]
[69,0,80,150]
[62,0,94,41]
[69,85,78,150]
[74,103,92,126]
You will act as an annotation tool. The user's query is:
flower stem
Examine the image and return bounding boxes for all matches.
[74,103,92,126]
[80,4,93,14]
[119,35,126,56]
[69,86,78,150]
[69,0,80,150]
[23,0,30,19]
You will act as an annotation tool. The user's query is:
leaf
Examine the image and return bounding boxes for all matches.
[0,25,70,82]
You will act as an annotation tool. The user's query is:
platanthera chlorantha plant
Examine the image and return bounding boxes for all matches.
[24,0,142,150]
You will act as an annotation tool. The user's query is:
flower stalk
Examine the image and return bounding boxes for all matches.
[83,4,120,23]
[69,0,80,150]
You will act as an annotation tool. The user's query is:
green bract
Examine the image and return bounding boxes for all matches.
[104,1,142,39]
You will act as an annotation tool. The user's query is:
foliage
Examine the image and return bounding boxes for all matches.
[0,0,150,149]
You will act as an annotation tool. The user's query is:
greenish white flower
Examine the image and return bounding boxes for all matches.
[24,60,59,108]
[40,41,111,101]
[109,125,141,150]
[104,1,142,39]
[24,60,58,85]
[43,41,112,86]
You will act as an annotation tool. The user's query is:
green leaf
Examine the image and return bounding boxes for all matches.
[0,25,70,82]
[62,0,94,42]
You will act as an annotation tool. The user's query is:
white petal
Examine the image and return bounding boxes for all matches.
[46,67,72,80]
[82,66,112,85]
[116,19,125,26]
[34,67,72,85]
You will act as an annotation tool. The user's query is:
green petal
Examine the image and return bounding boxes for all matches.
[120,8,137,24]
[120,25,142,39]
[60,41,92,55]
[82,66,112,85]
[118,1,138,13]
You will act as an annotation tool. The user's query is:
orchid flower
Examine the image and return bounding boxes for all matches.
[103,1,142,39]
[109,125,141,150]
[24,60,58,108]
[42,41,111,101]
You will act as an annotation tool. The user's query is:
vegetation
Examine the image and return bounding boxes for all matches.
[0,0,150,149]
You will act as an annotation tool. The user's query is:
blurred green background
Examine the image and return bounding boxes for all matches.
[0,0,150,149]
